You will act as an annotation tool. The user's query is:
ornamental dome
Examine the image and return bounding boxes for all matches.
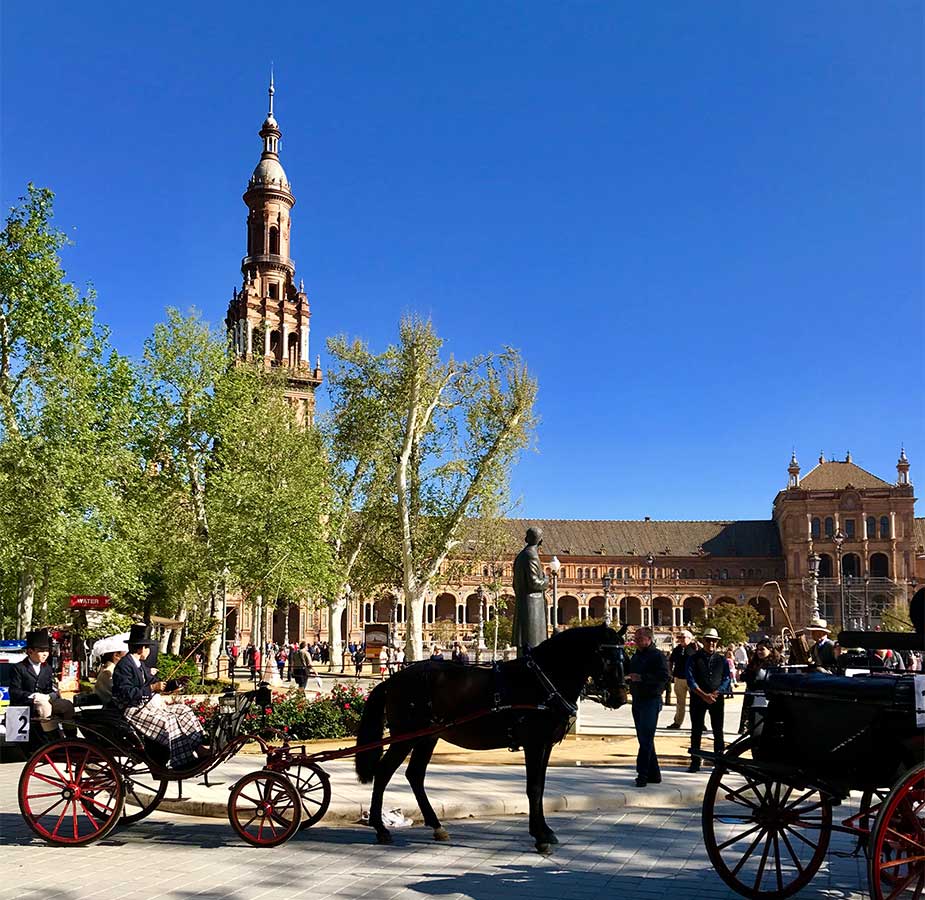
[249,156,289,191]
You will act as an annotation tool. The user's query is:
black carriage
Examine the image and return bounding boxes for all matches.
[17,684,332,847]
[698,628,924,899]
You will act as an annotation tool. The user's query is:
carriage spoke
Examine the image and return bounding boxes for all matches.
[752,830,774,890]
[783,824,819,851]
[30,770,67,789]
[730,828,767,877]
[79,799,101,829]
[883,825,925,854]
[885,865,924,900]
[720,781,763,812]
[72,799,79,840]
[34,796,67,820]
[783,788,816,811]
[717,823,762,851]
[772,832,784,892]
[779,826,805,875]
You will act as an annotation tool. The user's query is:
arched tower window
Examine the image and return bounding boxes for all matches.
[811,517,821,539]
[824,517,834,538]
[269,226,280,255]
[880,516,890,539]
[866,516,876,539]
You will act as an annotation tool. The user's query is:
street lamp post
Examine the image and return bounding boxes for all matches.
[808,552,822,621]
[476,584,486,661]
[550,555,561,633]
[833,530,846,628]
[645,554,655,629]
[218,566,230,678]
[601,573,613,625]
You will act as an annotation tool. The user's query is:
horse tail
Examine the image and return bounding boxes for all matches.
[355,681,388,784]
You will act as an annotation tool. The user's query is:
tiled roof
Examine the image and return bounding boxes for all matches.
[798,460,892,491]
[489,518,782,559]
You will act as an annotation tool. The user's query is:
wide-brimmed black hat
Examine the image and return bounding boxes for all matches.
[25,629,51,650]
[127,623,155,649]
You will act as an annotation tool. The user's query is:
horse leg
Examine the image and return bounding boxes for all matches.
[405,737,448,841]
[368,741,412,845]
[524,739,557,852]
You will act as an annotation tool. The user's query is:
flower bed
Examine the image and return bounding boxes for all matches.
[180,682,368,741]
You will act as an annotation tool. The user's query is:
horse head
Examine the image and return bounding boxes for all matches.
[590,624,628,709]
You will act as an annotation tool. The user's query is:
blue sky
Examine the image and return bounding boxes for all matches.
[2,2,922,521]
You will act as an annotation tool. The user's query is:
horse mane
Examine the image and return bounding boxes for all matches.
[530,623,619,668]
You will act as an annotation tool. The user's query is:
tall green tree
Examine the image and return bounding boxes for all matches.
[327,316,538,660]
[693,604,764,646]
[208,364,335,659]
[0,185,140,635]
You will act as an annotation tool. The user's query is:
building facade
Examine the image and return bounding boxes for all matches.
[222,87,921,651]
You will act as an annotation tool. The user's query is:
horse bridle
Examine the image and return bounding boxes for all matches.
[582,642,627,707]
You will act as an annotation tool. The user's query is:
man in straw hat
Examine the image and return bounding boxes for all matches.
[8,629,75,734]
[111,624,209,769]
[686,625,732,773]
[804,617,836,669]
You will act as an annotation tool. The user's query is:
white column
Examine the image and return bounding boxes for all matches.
[890,512,896,539]
[281,322,289,363]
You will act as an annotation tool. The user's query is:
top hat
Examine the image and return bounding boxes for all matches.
[699,627,721,641]
[805,617,830,634]
[127,623,155,648]
[25,629,51,650]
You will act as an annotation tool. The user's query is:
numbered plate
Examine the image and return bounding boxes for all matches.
[1,706,30,742]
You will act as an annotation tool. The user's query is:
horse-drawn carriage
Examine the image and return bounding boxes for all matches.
[18,624,629,852]
[17,683,332,847]
[698,617,924,899]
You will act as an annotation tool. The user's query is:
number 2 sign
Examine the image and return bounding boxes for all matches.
[1,706,29,742]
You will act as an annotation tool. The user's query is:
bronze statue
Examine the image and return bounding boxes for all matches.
[512,526,549,652]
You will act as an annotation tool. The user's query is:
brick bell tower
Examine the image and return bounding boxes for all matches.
[226,76,322,425]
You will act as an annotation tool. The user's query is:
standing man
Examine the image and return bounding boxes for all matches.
[805,618,836,669]
[291,641,311,689]
[686,626,732,773]
[627,626,670,787]
[9,630,74,736]
[512,526,549,655]
[666,630,695,730]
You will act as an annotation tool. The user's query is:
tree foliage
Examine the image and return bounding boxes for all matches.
[327,315,537,660]
[693,603,765,646]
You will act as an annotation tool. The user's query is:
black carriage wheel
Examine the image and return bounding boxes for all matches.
[859,787,893,839]
[228,769,303,847]
[868,763,925,900]
[115,754,169,825]
[702,742,831,899]
[286,761,332,829]
[18,740,125,846]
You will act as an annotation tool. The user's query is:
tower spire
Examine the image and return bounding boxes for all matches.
[269,65,275,118]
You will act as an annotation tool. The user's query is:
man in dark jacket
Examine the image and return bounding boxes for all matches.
[9,629,74,733]
[686,626,732,773]
[666,630,696,729]
[627,626,670,787]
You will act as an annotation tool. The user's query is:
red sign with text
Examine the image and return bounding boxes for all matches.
[69,595,110,610]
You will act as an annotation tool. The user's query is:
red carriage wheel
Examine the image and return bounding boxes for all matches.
[702,742,831,899]
[18,740,125,845]
[113,754,169,825]
[869,763,925,900]
[228,769,303,846]
[285,760,332,829]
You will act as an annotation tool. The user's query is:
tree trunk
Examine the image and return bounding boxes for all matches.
[17,567,36,638]
[204,583,222,678]
[327,595,347,671]
[404,587,427,661]
[37,565,50,623]
[166,605,187,655]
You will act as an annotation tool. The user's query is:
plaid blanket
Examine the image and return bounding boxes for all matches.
[125,698,205,768]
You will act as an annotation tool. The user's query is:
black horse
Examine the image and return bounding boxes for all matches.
[355,623,628,852]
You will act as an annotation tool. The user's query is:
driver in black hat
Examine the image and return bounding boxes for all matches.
[8,629,75,734]
[111,623,209,769]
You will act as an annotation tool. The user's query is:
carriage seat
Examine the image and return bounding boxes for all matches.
[75,707,171,765]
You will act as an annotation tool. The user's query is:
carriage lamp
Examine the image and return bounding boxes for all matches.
[808,553,821,578]
[219,690,239,716]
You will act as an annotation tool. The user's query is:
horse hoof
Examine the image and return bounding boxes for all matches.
[376,830,393,845]
[535,841,552,855]
[433,827,450,842]
[545,833,559,845]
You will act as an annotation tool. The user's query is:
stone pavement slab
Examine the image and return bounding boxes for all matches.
[0,803,868,900]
